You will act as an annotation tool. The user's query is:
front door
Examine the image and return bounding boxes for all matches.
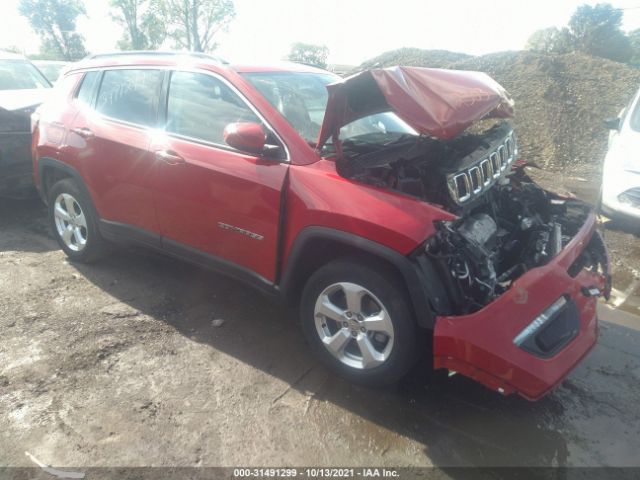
[151,70,288,281]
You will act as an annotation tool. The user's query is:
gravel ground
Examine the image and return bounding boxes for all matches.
[1,181,640,472]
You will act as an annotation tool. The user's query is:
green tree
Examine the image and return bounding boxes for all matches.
[163,0,235,52]
[110,0,166,50]
[287,42,329,69]
[526,27,574,54]
[568,3,632,62]
[18,0,87,60]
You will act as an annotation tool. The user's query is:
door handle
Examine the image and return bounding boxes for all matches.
[71,127,94,139]
[155,150,185,165]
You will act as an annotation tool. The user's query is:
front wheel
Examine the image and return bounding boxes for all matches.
[300,260,419,386]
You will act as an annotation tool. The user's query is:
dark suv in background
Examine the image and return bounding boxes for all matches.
[0,51,51,198]
[32,51,610,400]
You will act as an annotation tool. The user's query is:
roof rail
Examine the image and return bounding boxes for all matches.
[83,50,229,65]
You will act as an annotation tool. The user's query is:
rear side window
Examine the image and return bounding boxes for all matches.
[76,71,101,107]
[166,71,260,145]
[96,69,163,126]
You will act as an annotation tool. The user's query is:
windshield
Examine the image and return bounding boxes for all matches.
[0,60,51,90]
[35,63,65,83]
[243,71,418,148]
[339,112,417,145]
[243,71,336,144]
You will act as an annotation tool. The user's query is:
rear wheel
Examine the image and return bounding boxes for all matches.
[48,178,108,262]
[300,260,419,386]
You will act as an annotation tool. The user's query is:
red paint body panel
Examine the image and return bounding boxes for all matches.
[150,136,287,280]
[71,111,159,233]
[433,213,606,400]
[31,73,83,187]
[283,159,456,261]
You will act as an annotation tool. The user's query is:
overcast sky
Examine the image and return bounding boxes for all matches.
[2,0,640,65]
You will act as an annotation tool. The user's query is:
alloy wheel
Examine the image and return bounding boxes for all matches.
[313,282,394,369]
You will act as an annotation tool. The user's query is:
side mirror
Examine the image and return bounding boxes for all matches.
[604,117,621,131]
[223,122,266,154]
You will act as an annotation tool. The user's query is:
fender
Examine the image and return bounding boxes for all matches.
[279,226,437,329]
[37,157,87,205]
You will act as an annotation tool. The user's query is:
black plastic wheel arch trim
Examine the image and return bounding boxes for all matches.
[279,226,437,329]
[37,157,89,205]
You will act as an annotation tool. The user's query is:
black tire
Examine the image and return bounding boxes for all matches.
[48,178,109,263]
[300,259,419,386]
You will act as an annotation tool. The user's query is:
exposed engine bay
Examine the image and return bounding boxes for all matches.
[337,120,595,314]
[424,181,591,313]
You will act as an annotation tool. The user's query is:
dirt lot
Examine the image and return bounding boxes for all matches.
[1,172,640,472]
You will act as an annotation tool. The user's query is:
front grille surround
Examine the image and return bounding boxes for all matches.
[447,130,517,205]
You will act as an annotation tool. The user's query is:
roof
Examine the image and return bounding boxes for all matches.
[231,61,334,74]
[32,60,69,66]
[67,51,335,76]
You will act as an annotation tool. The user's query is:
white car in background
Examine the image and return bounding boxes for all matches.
[602,88,640,222]
[32,60,68,83]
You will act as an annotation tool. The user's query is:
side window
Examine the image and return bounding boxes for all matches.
[75,71,101,107]
[95,69,163,126]
[166,71,260,145]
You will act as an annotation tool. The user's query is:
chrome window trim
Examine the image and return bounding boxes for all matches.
[64,64,291,162]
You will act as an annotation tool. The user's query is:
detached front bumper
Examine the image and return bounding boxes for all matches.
[433,211,609,400]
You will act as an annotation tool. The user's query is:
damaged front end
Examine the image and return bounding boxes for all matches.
[321,66,611,399]
[341,119,606,314]
[424,166,605,314]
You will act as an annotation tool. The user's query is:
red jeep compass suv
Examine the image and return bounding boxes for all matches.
[32,52,611,400]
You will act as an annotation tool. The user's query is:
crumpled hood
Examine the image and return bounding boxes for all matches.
[317,66,514,149]
[0,88,50,111]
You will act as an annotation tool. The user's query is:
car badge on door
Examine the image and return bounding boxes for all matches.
[217,222,264,241]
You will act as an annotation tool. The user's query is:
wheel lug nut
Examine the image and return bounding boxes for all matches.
[357,314,363,321]
[346,311,352,318]
[342,321,349,328]
[351,331,357,337]
[360,327,366,332]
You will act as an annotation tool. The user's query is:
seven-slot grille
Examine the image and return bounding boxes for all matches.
[447,131,517,205]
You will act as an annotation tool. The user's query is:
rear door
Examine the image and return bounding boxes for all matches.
[151,69,289,282]
[69,68,164,236]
